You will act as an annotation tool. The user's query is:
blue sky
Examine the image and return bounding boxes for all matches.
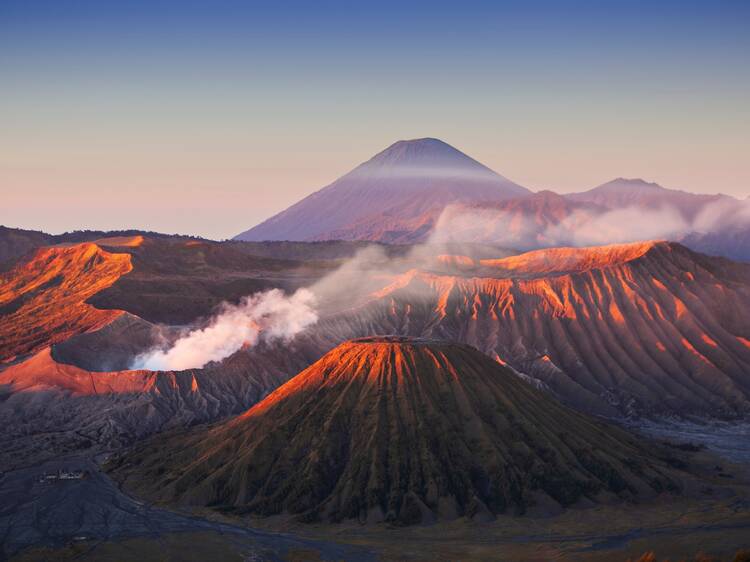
[1,0,748,238]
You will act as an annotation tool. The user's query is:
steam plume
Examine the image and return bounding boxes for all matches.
[132,288,317,371]
[131,194,750,372]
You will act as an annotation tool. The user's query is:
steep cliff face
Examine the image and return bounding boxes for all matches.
[309,242,750,417]
[0,243,132,362]
[114,338,683,525]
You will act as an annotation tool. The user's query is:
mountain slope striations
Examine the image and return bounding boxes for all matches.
[115,337,683,525]
[0,243,132,361]
[305,242,750,417]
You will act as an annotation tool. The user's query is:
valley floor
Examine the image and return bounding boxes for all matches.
[0,455,375,562]
[3,423,750,562]
[631,420,750,464]
[292,492,750,561]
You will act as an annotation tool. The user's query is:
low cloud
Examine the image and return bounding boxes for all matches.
[693,197,750,233]
[132,288,318,371]
[430,199,750,249]
[546,206,689,247]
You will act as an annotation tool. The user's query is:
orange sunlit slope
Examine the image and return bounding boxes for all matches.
[0,243,132,361]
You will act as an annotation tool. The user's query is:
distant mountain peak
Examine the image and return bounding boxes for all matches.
[352,137,500,179]
[234,138,530,242]
[533,189,567,200]
[373,137,470,160]
[596,178,665,191]
[388,137,450,149]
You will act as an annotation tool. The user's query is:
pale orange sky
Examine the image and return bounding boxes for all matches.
[2,0,748,239]
[3,124,748,239]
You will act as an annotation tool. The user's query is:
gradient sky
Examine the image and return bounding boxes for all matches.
[2,0,749,239]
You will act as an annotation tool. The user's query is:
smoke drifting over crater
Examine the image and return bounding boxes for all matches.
[128,194,750,373]
[132,289,318,371]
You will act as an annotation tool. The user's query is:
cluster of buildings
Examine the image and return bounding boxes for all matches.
[38,469,88,482]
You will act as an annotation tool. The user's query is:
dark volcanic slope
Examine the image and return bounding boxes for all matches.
[116,338,682,525]
[87,237,330,324]
[235,138,530,242]
[0,226,52,270]
[0,341,311,470]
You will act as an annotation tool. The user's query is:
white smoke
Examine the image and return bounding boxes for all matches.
[429,200,750,249]
[308,245,400,310]
[545,206,689,246]
[129,194,750,372]
[132,288,318,371]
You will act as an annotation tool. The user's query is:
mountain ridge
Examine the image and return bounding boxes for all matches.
[231,140,748,262]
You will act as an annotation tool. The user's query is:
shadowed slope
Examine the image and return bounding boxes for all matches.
[87,237,331,324]
[116,338,682,525]
[0,339,311,469]
[0,226,207,271]
[0,226,52,270]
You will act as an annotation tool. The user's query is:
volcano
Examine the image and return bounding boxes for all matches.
[312,241,750,417]
[234,138,530,242]
[115,337,682,525]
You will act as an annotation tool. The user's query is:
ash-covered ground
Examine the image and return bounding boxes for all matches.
[631,420,750,464]
[0,454,375,562]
